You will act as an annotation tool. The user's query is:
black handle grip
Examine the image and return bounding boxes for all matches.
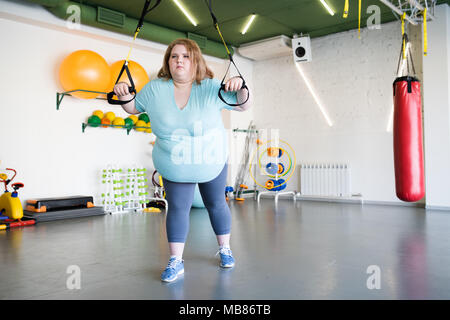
[107,86,136,105]
[218,80,249,107]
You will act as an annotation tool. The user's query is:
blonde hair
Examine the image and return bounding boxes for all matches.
[157,38,214,84]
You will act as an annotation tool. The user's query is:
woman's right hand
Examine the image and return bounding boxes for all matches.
[113,82,131,97]
[113,81,139,114]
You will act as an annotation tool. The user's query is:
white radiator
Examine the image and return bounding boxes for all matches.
[300,164,351,197]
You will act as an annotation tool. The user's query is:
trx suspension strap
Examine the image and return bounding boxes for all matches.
[422,8,428,56]
[343,0,349,18]
[358,0,361,38]
[205,0,250,107]
[107,0,162,105]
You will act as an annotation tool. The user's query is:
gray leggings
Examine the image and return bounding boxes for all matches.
[162,164,231,243]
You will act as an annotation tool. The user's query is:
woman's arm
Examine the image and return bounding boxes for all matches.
[234,86,252,111]
[113,82,140,114]
[223,77,252,112]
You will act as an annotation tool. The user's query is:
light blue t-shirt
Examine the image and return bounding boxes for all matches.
[135,78,236,183]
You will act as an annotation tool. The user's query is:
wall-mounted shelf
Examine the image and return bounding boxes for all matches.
[57,89,108,110]
[82,122,151,135]
[233,128,259,133]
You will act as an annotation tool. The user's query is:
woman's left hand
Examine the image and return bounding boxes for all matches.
[224,77,244,92]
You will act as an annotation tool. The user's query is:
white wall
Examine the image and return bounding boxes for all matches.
[423,4,450,209]
[252,22,407,203]
[0,0,237,205]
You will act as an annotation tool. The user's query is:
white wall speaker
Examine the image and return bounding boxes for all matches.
[292,35,312,63]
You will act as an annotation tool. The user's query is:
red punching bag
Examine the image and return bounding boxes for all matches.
[393,76,425,202]
[392,32,425,202]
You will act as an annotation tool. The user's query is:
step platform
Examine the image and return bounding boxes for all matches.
[24,206,105,222]
[26,195,95,213]
[23,195,105,222]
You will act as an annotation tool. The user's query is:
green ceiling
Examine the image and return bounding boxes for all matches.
[70,0,448,47]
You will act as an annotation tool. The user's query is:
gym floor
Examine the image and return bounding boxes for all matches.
[1,199,449,300]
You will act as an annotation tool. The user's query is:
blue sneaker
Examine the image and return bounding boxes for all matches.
[161,257,184,282]
[216,246,235,268]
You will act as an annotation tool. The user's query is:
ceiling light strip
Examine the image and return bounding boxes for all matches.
[319,0,335,16]
[241,14,256,34]
[295,63,333,127]
[173,0,197,26]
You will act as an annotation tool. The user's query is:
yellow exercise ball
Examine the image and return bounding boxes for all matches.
[108,60,149,95]
[59,50,111,99]
[144,122,151,133]
[104,111,116,122]
[135,120,147,132]
[92,110,104,119]
[127,115,138,124]
[112,117,125,128]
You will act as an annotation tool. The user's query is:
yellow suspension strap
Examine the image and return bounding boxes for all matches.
[423,8,428,56]
[401,12,406,60]
[343,0,349,18]
[358,0,361,38]
[107,0,162,105]
[206,0,250,107]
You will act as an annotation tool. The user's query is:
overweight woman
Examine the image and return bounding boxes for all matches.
[114,38,251,282]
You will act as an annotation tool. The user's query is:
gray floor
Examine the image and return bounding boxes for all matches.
[1,199,449,300]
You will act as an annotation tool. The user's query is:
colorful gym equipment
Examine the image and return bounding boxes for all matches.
[249,139,297,204]
[112,117,125,128]
[124,117,134,129]
[138,113,150,123]
[104,111,116,122]
[143,207,161,213]
[233,122,259,201]
[393,32,425,202]
[225,186,234,201]
[0,168,24,220]
[0,167,35,230]
[101,117,111,128]
[26,196,94,213]
[135,120,147,132]
[101,164,151,214]
[87,115,101,127]
[93,110,104,119]
[235,184,248,201]
[264,179,286,191]
[82,110,151,134]
[58,50,111,99]
[144,122,152,133]
[148,170,168,211]
[128,115,138,124]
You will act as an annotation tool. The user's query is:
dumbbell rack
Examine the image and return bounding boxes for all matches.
[101,165,150,214]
